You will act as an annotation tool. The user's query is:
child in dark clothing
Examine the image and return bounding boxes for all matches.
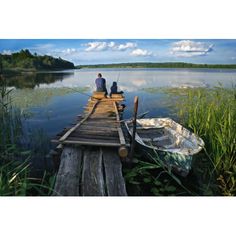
[110,81,123,97]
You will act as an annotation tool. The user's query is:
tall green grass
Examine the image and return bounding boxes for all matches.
[168,86,236,195]
[0,79,22,152]
[0,76,55,196]
[125,85,236,196]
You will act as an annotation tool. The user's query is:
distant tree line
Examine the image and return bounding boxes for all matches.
[0,49,75,71]
[77,62,236,69]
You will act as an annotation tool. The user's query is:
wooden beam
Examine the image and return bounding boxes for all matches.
[81,147,105,196]
[102,148,127,196]
[59,101,99,142]
[52,139,130,147]
[113,102,128,157]
[53,147,82,196]
[113,102,126,145]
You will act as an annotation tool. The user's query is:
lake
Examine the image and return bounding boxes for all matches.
[6,68,236,139]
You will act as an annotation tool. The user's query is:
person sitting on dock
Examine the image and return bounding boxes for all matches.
[110,81,124,97]
[95,73,108,96]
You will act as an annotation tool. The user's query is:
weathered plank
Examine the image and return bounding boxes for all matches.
[103,148,127,196]
[52,139,127,147]
[51,93,129,196]
[81,147,105,196]
[59,101,98,142]
[69,134,119,140]
[70,133,119,139]
[113,102,126,145]
[53,147,82,196]
[75,127,118,132]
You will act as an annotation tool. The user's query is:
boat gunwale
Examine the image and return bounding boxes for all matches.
[125,117,205,156]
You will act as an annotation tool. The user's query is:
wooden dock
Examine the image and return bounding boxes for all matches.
[51,92,130,196]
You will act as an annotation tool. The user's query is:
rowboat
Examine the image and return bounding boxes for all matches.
[125,118,205,177]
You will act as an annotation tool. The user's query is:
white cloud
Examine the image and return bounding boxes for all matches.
[2,50,13,55]
[84,41,137,52]
[117,42,137,51]
[130,48,153,57]
[85,42,108,51]
[171,40,214,57]
[61,48,78,55]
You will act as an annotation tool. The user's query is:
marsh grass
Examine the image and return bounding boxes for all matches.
[165,86,236,195]
[0,158,56,196]
[0,76,56,196]
[125,85,236,196]
[10,86,89,112]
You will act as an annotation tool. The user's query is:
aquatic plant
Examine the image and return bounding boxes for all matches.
[167,86,236,195]
[124,151,195,196]
[0,158,56,196]
[0,76,55,196]
[10,86,89,112]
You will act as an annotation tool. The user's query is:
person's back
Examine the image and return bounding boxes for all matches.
[110,81,123,97]
[95,73,107,95]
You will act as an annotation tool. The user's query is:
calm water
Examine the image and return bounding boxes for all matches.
[6,68,236,138]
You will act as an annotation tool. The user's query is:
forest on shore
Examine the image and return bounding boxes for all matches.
[0,49,75,72]
[77,62,236,69]
[1,49,236,72]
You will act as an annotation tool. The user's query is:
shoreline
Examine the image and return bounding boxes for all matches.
[77,62,236,69]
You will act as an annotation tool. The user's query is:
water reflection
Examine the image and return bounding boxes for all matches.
[38,68,236,91]
[6,71,74,89]
[5,68,236,137]
[5,68,236,90]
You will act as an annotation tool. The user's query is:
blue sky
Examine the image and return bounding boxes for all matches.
[0,39,236,65]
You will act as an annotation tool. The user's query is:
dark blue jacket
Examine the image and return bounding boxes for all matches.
[95,77,107,94]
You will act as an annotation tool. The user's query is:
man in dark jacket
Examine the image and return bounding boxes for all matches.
[95,73,107,96]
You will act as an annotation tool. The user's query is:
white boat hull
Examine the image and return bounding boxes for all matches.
[125,118,205,177]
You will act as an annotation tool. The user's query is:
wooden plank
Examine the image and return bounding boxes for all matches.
[81,147,105,196]
[69,134,119,140]
[51,139,130,147]
[85,119,118,123]
[59,101,99,142]
[113,102,126,146]
[66,136,120,143]
[79,124,118,129]
[85,109,114,112]
[100,98,124,102]
[57,134,117,140]
[102,148,127,196]
[53,147,82,196]
[111,94,124,99]
[71,131,119,137]
[90,115,116,119]
[75,127,118,132]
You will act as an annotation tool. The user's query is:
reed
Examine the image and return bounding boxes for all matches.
[0,76,55,196]
[168,86,236,195]
[125,85,235,196]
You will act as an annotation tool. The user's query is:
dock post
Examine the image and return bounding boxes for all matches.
[129,96,138,161]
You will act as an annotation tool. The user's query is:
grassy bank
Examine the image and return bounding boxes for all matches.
[170,86,236,195]
[124,86,236,196]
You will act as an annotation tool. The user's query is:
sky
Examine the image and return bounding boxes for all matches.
[0,39,236,65]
